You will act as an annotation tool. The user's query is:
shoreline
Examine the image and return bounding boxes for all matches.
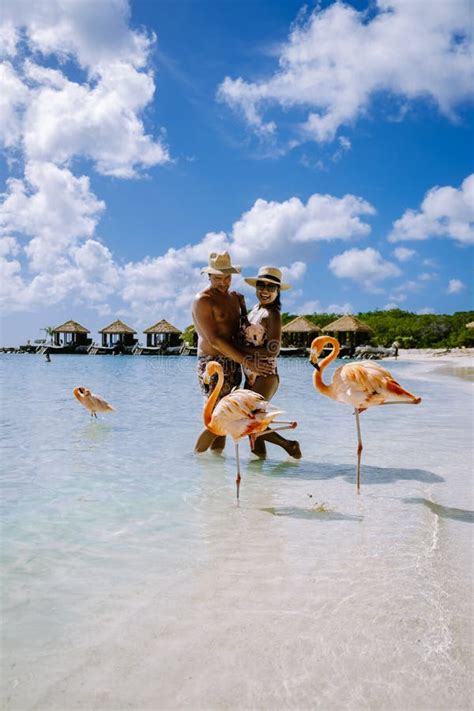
[384,349,474,384]
[384,347,474,367]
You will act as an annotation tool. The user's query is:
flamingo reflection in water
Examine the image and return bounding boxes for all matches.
[309,336,421,493]
[202,361,297,499]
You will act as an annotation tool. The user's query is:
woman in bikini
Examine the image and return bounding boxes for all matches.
[241,266,302,459]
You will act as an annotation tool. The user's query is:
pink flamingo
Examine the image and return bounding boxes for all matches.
[309,337,421,492]
[203,361,297,499]
[73,386,115,418]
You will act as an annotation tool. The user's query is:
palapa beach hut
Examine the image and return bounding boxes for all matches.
[99,320,137,350]
[143,320,182,349]
[51,320,92,350]
[322,314,373,354]
[282,316,321,349]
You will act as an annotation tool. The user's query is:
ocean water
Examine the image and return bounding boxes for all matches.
[0,354,472,710]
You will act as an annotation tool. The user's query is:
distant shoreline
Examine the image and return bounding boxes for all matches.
[385,347,474,366]
[2,346,474,363]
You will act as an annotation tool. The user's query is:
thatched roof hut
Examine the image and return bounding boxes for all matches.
[51,320,91,346]
[466,321,474,329]
[322,315,373,334]
[322,314,373,352]
[99,319,137,348]
[282,316,321,347]
[143,319,182,347]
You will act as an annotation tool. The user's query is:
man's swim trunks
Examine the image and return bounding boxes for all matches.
[197,355,242,400]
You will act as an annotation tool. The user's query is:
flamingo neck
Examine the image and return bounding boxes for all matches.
[313,336,339,397]
[203,364,224,429]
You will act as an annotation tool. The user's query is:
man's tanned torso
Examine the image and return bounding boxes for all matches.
[193,287,241,357]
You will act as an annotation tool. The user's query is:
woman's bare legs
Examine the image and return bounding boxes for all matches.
[247,375,301,458]
[194,430,226,453]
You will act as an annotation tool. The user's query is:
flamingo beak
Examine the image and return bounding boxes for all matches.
[309,350,320,370]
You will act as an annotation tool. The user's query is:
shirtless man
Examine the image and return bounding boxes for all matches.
[193,251,273,452]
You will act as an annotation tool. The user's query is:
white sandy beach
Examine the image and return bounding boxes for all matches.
[393,347,474,364]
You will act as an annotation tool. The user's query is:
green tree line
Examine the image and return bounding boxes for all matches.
[183,310,474,348]
[281,309,474,348]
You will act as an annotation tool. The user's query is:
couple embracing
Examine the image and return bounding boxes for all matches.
[192,251,301,459]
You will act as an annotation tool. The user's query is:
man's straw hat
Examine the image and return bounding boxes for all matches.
[201,251,241,275]
[244,266,290,291]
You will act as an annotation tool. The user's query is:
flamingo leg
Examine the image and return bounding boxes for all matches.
[252,423,297,442]
[235,442,241,500]
[354,409,363,494]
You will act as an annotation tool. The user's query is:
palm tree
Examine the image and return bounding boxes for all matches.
[41,326,54,344]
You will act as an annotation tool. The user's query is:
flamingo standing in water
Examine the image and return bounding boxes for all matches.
[202,361,297,499]
[73,386,115,418]
[309,337,421,493]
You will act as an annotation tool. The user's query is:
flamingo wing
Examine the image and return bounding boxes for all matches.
[335,361,420,408]
[211,390,283,440]
[89,392,115,412]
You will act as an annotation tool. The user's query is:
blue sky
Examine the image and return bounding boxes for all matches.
[0,0,473,344]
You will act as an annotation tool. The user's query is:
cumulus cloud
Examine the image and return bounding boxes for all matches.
[386,292,407,303]
[392,246,416,262]
[228,192,375,264]
[0,62,29,147]
[327,302,353,314]
[1,0,151,70]
[329,247,401,290]
[0,161,105,271]
[447,278,466,294]
[417,307,435,315]
[389,174,474,245]
[118,190,373,324]
[218,0,473,145]
[0,0,170,315]
[296,299,353,315]
[20,60,169,177]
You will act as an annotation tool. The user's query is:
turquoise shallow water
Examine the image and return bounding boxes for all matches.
[1,354,473,710]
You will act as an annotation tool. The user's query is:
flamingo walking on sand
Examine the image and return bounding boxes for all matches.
[309,337,421,493]
[73,386,115,418]
[202,361,297,499]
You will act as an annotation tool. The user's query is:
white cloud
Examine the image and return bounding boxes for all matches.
[392,246,416,262]
[447,278,466,294]
[384,303,399,310]
[118,188,373,323]
[228,193,375,265]
[0,161,105,271]
[389,174,474,245]
[417,307,435,315]
[386,292,407,303]
[327,302,353,314]
[0,62,29,148]
[21,60,169,177]
[296,299,352,315]
[329,247,401,290]
[1,0,151,70]
[1,168,375,320]
[297,300,321,314]
[281,261,306,282]
[218,1,473,145]
[0,0,171,316]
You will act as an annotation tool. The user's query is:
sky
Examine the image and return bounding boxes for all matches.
[0,0,473,345]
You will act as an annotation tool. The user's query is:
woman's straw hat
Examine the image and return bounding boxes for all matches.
[201,251,241,275]
[244,266,290,291]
